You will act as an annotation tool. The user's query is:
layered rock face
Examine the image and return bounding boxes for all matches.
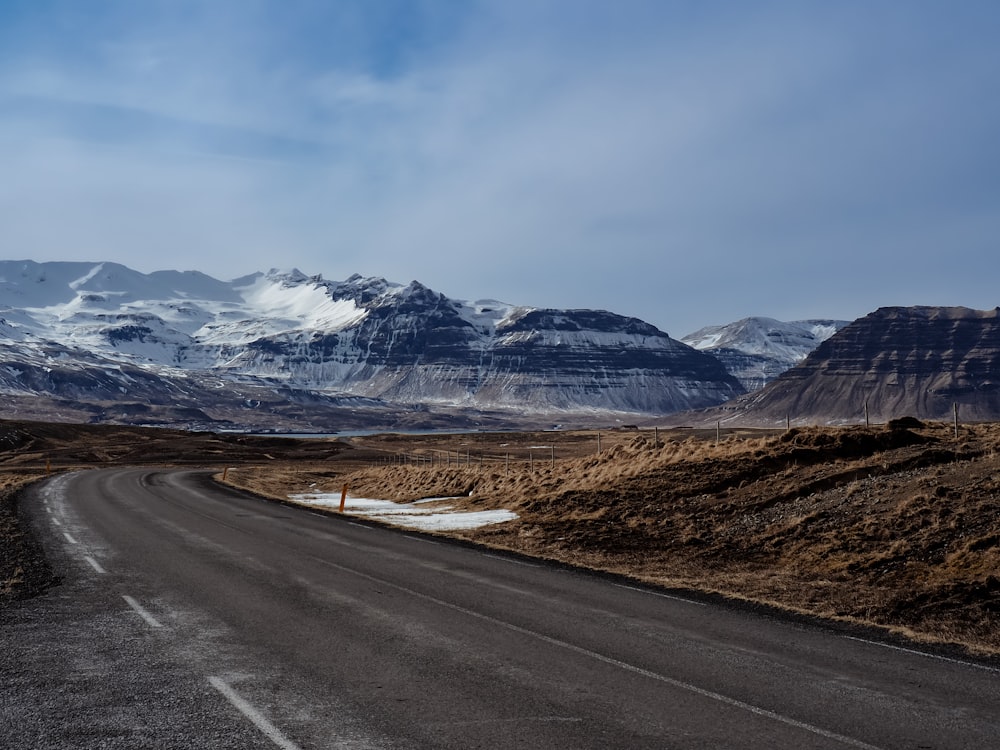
[0,261,744,427]
[682,317,848,392]
[735,307,1000,423]
[210,275,744,413]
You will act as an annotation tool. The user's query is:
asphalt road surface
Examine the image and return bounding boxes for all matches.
[3,469,999,749]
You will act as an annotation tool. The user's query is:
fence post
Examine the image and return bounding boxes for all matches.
[550,445,554,468]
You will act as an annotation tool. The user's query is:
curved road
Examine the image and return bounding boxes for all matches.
[3,469,999,748]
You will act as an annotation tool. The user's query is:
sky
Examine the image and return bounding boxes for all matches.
[1,1,998,338]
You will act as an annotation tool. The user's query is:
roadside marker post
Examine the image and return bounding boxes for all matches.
[222,467,228,481]
[339,485,349,513]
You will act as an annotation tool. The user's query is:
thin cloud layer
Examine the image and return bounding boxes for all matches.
[0,1,997,336]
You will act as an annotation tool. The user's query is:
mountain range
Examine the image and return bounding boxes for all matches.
[0,260,745,430]
[4,261,997,430]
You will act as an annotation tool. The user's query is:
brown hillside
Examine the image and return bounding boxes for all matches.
[303,422,1000,654]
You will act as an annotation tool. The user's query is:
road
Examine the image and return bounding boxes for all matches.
[2,468,999,749]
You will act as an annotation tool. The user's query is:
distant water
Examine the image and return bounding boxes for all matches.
[249,428,494,439]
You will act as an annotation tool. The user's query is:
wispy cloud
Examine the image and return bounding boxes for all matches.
[0,1,997,335]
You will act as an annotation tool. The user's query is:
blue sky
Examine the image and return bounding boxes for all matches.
[1,1,998,337]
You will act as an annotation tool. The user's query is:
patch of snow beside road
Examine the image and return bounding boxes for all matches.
[290,493,518,530]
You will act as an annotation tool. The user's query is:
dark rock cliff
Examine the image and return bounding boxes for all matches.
[735,307,1000,422]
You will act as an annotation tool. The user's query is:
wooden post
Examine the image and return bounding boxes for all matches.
[864,399,870,428]
[505,453,509,475]
[716,420,721,446]
[785,414,790,431]
[222,467,228,481]
[529,451,533,471]
[550,445,554,468]
[339,485,349,512]
[954,402,959,439]
[597,432,601,454]
[654,426,658,445]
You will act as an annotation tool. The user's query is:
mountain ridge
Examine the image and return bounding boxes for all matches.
[0,260,743,429]
[709,306,1000,425]
[681,316,849,391]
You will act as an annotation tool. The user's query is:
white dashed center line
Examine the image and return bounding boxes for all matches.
[208,676,302,750]
[83,556,106,575]
[122,595,163,628]
[62,531,77,544]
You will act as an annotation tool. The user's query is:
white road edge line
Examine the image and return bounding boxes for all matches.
[845,636,1000,674]
[309,554,884,750]
[83,556,106,575]
[62,531,77,544]
[122,595,163,628]
[208,676,302,750]
[612,582,706,607]
[347,521,371,529]
[483,553,539,568]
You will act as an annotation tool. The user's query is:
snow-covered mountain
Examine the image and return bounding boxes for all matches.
[682,317,849,392]
[0,261,743,429]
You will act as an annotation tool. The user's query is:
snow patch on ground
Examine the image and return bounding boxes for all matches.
[289,493,518,530]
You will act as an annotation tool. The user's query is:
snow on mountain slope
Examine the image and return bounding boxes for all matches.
[0,261,744,424]
[682,317,849,392]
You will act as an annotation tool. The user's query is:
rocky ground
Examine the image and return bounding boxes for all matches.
[3,418,999,656]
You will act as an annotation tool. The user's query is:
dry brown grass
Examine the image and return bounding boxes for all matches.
[0,470,54,599]
[247,422,1000,655]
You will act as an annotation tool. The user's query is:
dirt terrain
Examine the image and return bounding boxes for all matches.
[3,418,999,656]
